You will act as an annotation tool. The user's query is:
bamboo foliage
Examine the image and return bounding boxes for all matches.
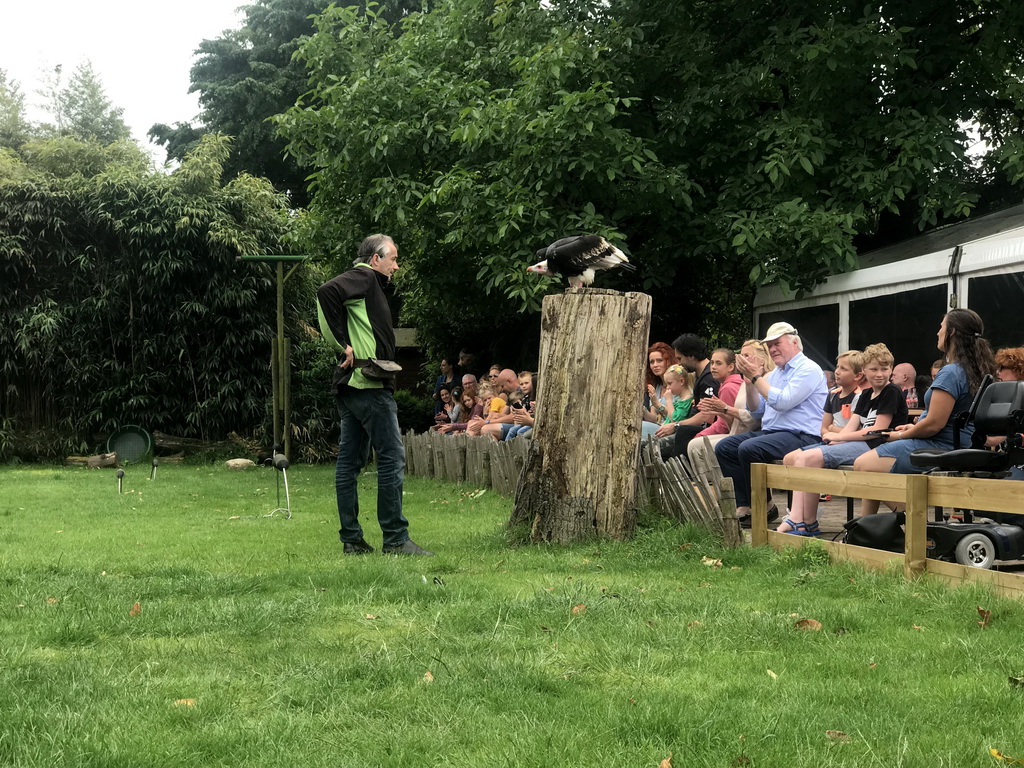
[0,135,298,456]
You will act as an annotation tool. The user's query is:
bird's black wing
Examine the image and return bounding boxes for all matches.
[549,234,611,274]
[538,235,585,265]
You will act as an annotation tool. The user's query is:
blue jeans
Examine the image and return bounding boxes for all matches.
[335,388,409,547]
[715,429,819,507]
[501,424,532,440]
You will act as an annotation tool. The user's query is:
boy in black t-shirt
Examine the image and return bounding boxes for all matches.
[822,349,865,437]
[847,348,909,450]
[779,343,908,536]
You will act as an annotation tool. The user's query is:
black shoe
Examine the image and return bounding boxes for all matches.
[343,539,375,555]
[737,506,779,529]
[382,539,434,556]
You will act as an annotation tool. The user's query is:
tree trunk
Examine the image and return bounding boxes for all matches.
[510,288,651,543]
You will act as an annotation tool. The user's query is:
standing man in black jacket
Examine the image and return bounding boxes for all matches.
[317,234,432,556]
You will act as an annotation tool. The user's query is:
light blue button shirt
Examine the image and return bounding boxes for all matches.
[747,351,827,435]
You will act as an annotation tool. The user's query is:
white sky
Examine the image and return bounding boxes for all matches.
[0,0,246,160]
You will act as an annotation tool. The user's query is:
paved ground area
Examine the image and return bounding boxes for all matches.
[765,490,857,540]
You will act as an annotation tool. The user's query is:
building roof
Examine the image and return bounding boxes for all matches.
[857,202,1024,270]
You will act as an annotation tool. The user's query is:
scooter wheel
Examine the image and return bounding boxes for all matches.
[954,532,997,570]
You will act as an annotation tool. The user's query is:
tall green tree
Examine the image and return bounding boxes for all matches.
[150,0,430,205]
[277,0,1024,352]
[278,0,680,356]
[35,62,131,144]
[60,61,131,143]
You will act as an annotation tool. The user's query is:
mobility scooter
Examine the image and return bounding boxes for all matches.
[843,377,1024,569]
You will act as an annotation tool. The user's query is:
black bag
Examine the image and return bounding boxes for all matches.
[843,511,905,552]
[359,358,402,381]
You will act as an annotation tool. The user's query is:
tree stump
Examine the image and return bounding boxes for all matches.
[510,288,651,542]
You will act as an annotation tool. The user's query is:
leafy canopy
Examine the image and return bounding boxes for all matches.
[0,69,31,149]
[278,0,1024,351]
[150,0,431,205]
[32,62,132,144]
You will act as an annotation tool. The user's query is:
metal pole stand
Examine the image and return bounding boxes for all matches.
[266,449,292,519]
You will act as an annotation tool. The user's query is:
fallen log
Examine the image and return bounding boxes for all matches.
[151,430,252,456]
[66,452,119,468]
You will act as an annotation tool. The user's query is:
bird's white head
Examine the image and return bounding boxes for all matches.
[527,260,552,276]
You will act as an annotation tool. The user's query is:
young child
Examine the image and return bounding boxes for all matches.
[823,350,865,436]
[817,351,864,500]
[660,365,693,423]
[467,383,506,436]
[780,343,908,535]
[503,370,538,441]
[483,383,507,422]
[655,365,694,453]
[438,389,483,434]
[840,343,908,439]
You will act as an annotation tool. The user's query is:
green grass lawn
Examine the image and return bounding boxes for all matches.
[2,463,1024,767]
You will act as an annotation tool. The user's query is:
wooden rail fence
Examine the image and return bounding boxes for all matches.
[404,435,1024,595]
[750,463,1024,598]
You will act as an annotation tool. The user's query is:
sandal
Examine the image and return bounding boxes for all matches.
[776,517,808,535]
[803,520,822,537]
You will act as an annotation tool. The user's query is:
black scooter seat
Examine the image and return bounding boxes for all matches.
[909,448,1009,472]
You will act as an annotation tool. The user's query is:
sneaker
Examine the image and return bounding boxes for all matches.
[382,539,434,556]
[343,539,375,555]
[819,494,832,502]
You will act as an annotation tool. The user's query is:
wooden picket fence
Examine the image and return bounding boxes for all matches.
[750,463,1024,598]
[402,431,741,544]
[402,431,531,498]
[637,438,742,546]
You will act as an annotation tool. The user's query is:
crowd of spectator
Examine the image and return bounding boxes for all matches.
[427,308,1021,534]
[642,308,1019,535]
[430,353,538,443]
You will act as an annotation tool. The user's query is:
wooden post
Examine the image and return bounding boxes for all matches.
[403,431,415,475]
[750,463,769,547]
[491,442,511,496]
[478,442,491,488]
[510,289,651,543]
[283,338,292,460]
[422,435,435,477]
[432,434,446,480]
[271,342,280,454]
[719,477,742,548]
[904,474,928,578]
[276,259,285,453]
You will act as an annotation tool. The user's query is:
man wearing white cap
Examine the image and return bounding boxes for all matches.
[714,322,828,527]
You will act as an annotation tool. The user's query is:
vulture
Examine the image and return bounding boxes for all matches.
[526,234,634,289]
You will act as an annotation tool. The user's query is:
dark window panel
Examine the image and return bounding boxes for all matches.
[967,273,1024,352]
[849,285,947,373]
[758,304,839,370]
